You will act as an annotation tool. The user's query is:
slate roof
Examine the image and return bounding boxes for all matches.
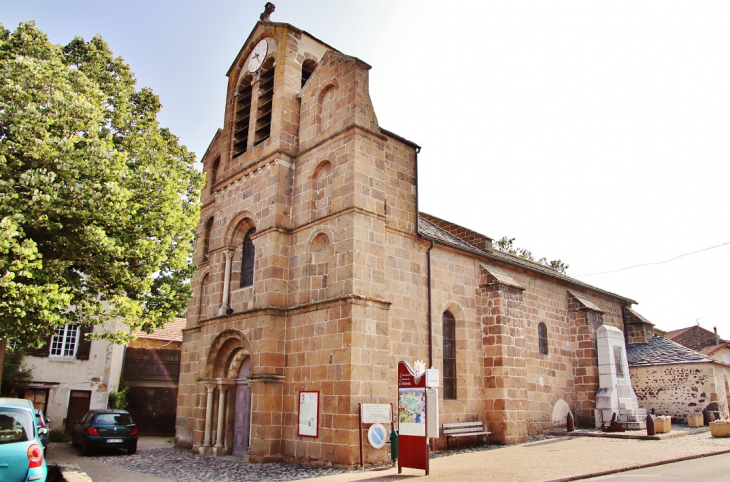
[417,215,637,304]
[131,318,185,342]
[627,336,713,367]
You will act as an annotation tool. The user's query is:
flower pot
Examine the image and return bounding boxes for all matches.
[710,422,730,437]
[687,414,704,427]
[655,418,671,433]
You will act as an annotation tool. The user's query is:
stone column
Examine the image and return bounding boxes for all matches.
[219,250,234,316]
[201,383,216,455]
[213,384,230,455]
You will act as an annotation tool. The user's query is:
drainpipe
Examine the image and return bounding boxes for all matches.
[411,145,434,368]
[426,240,434,369]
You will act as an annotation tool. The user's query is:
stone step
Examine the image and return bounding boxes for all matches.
[619,401,640,410]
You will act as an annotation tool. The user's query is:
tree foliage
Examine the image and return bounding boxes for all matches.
[0,22,204,347]
[1,346,33,397]
[495,236,569,274]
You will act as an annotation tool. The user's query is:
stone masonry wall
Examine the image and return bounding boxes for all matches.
[630,363,730,420]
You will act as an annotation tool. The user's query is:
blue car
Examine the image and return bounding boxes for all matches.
[72,409,138,455]
[0,397,48,482]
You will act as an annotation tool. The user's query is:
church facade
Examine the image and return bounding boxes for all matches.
[175,12,641,467]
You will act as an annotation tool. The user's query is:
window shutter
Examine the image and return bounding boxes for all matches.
[25,335,52,358]
[75,326,94,360]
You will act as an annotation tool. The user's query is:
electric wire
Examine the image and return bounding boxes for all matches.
[574,241,730,277]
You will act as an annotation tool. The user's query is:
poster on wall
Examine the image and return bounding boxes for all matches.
[298,391,319,437]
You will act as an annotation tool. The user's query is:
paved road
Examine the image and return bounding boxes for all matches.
[590,452,730,481]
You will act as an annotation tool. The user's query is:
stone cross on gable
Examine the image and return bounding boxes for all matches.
[260,2,275,22]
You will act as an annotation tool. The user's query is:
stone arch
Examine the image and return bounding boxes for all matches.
[196,270,212,322]
[306,230,334,301]
[316,79,340,133]
[204,329,253,379]
[310,160,333,220]
[224,211,258,249]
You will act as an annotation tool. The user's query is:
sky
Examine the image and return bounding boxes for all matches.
[3,1,729,335]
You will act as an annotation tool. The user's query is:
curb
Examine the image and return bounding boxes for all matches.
[547,449,730,481]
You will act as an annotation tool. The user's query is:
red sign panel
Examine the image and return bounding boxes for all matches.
[397,361,429,474]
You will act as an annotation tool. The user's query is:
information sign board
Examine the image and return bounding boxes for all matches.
[362,403,392,424]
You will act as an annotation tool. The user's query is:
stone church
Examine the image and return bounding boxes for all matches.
[176,7,644,467]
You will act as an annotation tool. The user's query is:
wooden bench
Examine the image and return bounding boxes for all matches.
[442,421,491,449]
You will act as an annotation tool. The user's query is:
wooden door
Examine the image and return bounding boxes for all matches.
[65,390,91,434]
[232,357,251,457]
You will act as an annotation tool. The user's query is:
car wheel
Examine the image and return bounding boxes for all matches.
[81,439,91,456]
[127,443,137,455]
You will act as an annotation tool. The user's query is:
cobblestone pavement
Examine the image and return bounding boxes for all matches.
[93,447,347,482]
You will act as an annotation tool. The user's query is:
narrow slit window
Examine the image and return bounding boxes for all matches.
[203,217,214,263]
[241,228,256,287]
[443,311,457,400]
[538,322,548,355]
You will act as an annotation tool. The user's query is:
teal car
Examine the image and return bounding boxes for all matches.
[0,398,47,482]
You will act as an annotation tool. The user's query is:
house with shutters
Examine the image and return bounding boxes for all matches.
[20,321,126,434]
[176,6,648,467]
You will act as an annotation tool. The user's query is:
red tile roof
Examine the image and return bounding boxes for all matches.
[131,318,185,342]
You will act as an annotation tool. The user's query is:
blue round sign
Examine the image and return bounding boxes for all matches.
[368,423,387,449]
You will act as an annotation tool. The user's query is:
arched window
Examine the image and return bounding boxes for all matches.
[240,228,256,288]
[301,59,317,88]
[209,157,220,194]
[202,217,214,262]
[538,322,548,355]
[254,58,275,146]
[443,311,456,400]
[233,76,253,157]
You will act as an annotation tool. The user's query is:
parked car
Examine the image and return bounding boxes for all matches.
[34,408,50,453]
[72,409,138,455]
[0,397,48,482]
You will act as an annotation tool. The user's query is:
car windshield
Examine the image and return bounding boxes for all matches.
[0,408,34,444]
[95,413,133,425]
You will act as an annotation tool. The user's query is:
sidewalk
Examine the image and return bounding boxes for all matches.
[315,429,730,482]
[48,430,730,482]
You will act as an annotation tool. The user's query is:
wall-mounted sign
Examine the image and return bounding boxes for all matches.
[368,423,388,449]
[362,403,392,424]
[298,391,319,438]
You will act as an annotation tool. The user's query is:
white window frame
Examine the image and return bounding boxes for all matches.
[50,324,79,358]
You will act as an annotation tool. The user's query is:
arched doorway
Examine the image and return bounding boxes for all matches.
[232,357,252,457]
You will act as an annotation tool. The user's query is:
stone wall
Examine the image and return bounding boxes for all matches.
[630,363,730,420]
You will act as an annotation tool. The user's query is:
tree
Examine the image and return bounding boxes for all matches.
[1,346,33,397]
[0,23,203,353]
[495,236,569,274]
